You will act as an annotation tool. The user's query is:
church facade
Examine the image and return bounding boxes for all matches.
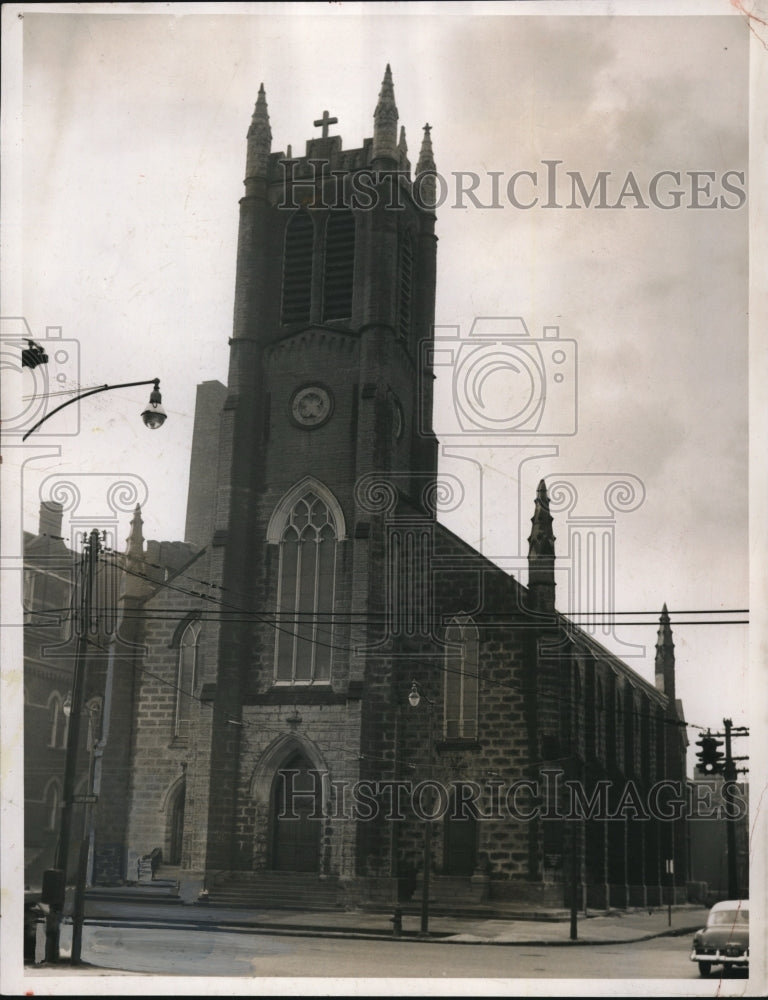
[92,69,689,910]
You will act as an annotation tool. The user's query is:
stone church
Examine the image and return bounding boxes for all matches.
[87,68,689,911]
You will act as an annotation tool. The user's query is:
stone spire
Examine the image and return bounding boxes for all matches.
[122,504,146,600]
[125,504,145,560]
[654,603,676,702]
[415,123,437,208]
[372,63,398,162]
[246,83,272,179]
[527,480,556,614]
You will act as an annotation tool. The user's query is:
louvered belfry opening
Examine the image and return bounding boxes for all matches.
[398,233,413,340]
[281,210,314,325]
[322,210,355,321]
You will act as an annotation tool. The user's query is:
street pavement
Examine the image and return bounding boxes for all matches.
[19,894,718,982]
[54,886,712,948]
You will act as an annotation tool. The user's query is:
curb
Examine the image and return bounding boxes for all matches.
[77,913,705,948]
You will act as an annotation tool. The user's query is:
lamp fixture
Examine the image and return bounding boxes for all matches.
[140,379,167,430]
[408,680,421,708]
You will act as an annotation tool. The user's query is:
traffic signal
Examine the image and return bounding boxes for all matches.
[695,732,724,775]
[21,340,48,368]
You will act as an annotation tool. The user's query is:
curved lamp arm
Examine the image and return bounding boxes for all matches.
[23,378,165,440]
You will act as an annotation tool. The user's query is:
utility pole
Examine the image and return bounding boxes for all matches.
[723,719,738,900]
[721,718,749,900]
[47,529,102,964]
[695,718,749,902]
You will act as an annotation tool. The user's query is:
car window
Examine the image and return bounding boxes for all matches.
[709,909,749,925]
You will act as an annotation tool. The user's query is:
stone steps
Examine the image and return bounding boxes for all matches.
[208,872,343,910]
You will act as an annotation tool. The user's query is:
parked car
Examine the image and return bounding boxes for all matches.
[690,899,749,977]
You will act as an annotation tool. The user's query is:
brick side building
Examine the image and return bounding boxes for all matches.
[23,502,80,889]
[92,69,689,910]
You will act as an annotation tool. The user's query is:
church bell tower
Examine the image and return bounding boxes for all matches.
[225,65,440,509]
[197,68,441,874]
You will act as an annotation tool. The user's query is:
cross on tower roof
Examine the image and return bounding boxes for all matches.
[313,110,338,138]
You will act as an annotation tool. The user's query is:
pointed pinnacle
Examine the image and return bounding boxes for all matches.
[656,605,674,648]
[126,503,145,556]
[399,125,407,154]
[528,480,555,556]
[246,83,272,178]
[416,123,436,173]
[373,64,398,161]
[375,63,398,116]
[250,83,271,128]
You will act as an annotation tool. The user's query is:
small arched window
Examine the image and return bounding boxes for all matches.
[655,706,666,779]
[322,211,355,321]
[175,621,200,737]
[641,700,652,780]
[444,616,479,740]
[271,484,343,684]
[596,677,606,759]
[281,210,314,325]
[48,692,68,749]
[614,684,624,767]
[44,781,60,831]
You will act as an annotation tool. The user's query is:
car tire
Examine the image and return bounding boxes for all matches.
[698,962,711,978]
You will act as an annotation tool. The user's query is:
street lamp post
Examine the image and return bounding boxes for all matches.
[408,679,435,938]
[22,378,167,440]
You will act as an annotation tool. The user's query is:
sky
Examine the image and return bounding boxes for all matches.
[1,4,763,774]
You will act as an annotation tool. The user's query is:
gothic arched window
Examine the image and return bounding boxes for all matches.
[444,616,479,740]
[175,620,200,737]
[322,210,355,321]
[281,210,314,325]
[269,483,344,683]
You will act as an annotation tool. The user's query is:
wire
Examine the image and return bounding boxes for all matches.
[29,550,745,747]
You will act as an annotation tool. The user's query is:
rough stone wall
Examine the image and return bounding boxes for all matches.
[121,565,207,875]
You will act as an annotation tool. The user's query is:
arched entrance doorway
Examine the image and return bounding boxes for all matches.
[270,751,322,872]
[444,802,478,876]
[169,781,186,866]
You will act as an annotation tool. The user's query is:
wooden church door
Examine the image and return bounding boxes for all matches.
[444,809,478,876]
[271,752,321,872]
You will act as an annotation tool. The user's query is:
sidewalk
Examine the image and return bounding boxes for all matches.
[75,887,710,947]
